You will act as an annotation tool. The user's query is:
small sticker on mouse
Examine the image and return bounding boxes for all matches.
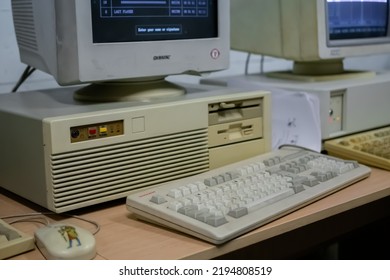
[57,225,82,248]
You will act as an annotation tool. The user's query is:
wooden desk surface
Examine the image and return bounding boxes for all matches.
[1,167,390,260]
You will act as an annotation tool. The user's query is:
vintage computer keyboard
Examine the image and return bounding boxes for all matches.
[0,219,35,259]
[126,147,371,244]
[324,126,390,171]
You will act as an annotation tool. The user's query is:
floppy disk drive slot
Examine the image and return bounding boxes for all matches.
[208,118,263,148]
[208,98,263,125]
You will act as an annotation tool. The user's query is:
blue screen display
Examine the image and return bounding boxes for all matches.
[327,0,388,40]
[91,0,218,43]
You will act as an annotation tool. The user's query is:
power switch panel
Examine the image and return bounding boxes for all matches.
[328,92,344,134]
[70,120,124,143]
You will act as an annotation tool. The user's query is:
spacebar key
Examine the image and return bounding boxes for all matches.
[246,189,295,212]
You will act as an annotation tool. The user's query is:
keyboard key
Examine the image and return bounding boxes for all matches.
[150,194,167,204]
[0,224,20,241]
[167,188,182,199]
[244,188,295,212]
[228,207,248,218]
[206,214,228,227]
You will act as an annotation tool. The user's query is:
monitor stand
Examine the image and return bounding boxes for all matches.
[74,77,186,102]
[267,59,376,82]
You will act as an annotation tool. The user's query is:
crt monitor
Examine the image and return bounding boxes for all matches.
[230,0,390,80]
[11,0,229,101]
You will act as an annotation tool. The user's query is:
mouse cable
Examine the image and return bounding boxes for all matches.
[11,65,36,93]
[277,143,321,154]
[4,215,50,227]
[0,212,100,235]
[244,52,252,75]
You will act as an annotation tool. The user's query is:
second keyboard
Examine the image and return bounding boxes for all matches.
[324,126,390,171]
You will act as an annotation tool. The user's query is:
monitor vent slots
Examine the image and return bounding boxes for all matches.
[11,0,37,51]
[50,129,209,211]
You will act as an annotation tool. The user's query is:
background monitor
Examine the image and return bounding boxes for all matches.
[230,0,390,80]
[11,0,229,101]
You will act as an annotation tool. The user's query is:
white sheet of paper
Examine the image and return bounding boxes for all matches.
[271,89,321,152]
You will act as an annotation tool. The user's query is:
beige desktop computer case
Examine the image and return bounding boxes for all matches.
[0,84,271,213]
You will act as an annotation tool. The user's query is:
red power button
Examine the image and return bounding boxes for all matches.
[88,127,97,137]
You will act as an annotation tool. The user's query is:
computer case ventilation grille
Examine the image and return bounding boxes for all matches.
[50,129,209,212]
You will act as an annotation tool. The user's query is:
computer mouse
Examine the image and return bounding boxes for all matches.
[34,223,96,260]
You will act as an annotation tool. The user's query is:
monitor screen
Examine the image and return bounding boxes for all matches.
[91,0,218,43]
[327,0,389,41]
